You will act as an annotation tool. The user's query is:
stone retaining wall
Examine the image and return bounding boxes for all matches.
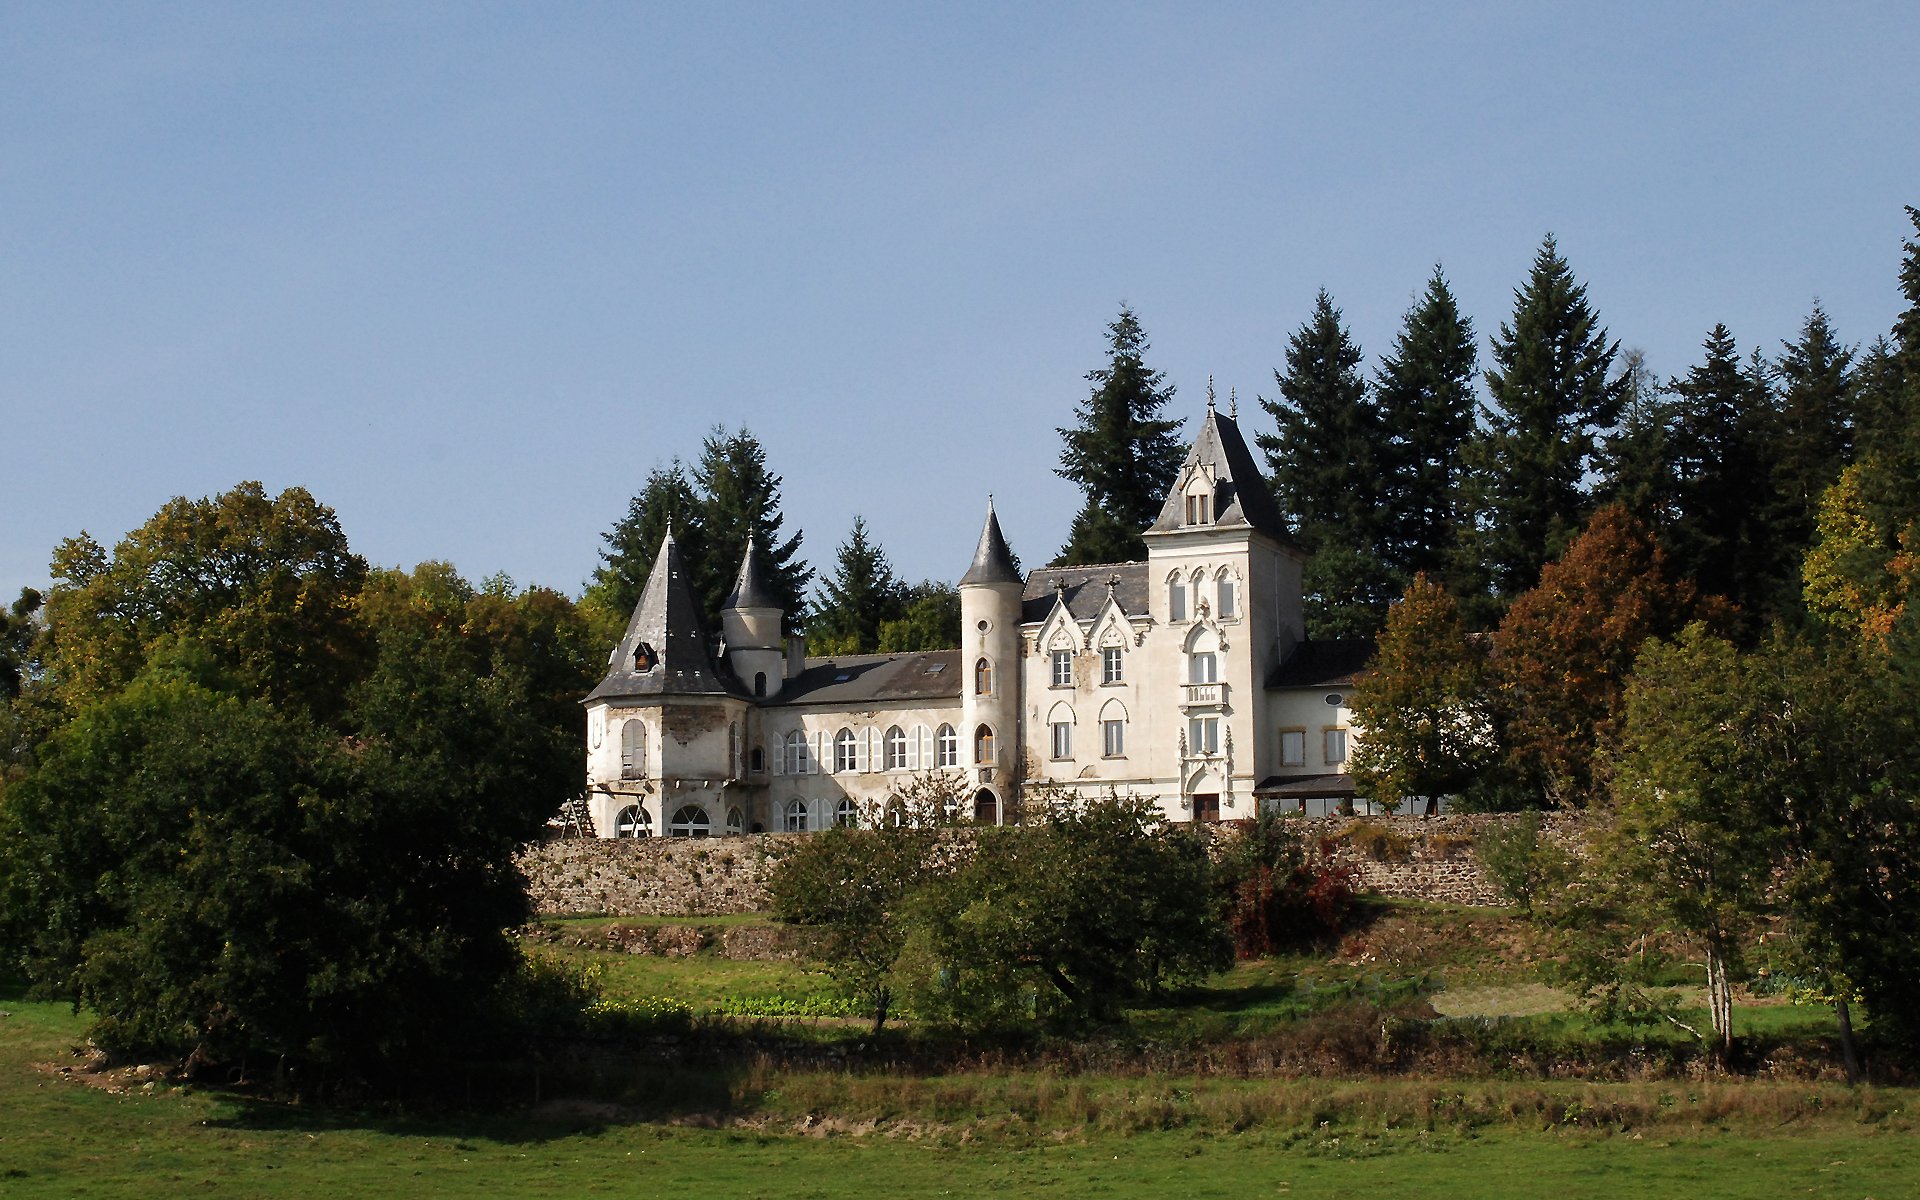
[519,813,1587,916]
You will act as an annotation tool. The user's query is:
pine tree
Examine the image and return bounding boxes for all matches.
[1056,306,1185,565]
[583,459,700,630]
[1258,289,1395,637]
[1374,268,1478,588]
[808,517,906,655]
[692,426,811,632]
[1595,348,1679,531]
[1771,305,1857,548]
[1474,236,1627,601]
[1666,324,1784,621]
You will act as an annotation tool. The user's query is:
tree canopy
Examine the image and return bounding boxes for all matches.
[1056,306,1185,565]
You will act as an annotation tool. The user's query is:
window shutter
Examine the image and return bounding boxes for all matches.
[771,738,784,776]
[811,731,825,775]
[855,729,870,773]
[907,725,922,770]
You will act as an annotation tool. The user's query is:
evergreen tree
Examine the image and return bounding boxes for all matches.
[1374,268,1478,588]
[1595,348,1679,530]
[691,426,811,632]
[1771,305,1857,550]
[877,581,961,653]
[1473,236,1627,601]
[808,517,906,655]
[1665,324,1784,622]
[1056,306,1185,565]
[1258,290,1396,637]
[582,459,700,633]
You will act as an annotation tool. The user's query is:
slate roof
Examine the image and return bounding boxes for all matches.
[1147,404,1299,549]
[776,650,964,706]
[1253,772,1358,798]
[1265,638,1376,690]
[958,502,1022,586]
[725,539,779,610]
[585,531,738,703]
[1020,561,1149,625]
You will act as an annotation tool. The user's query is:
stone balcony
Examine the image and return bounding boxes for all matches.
[1181,681,1228,708]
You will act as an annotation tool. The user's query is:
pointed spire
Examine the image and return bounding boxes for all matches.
[959,498,1022,586]
[1144,401,1295,545]
[725,537,778,611]
[585,529,729,701]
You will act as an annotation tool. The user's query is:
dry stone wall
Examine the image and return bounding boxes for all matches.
[519,813,1589,917]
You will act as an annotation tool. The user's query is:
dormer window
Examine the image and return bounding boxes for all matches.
[633,643,656,672]
[1185,491,1212,525]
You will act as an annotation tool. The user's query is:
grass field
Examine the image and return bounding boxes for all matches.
[4,902,1913,1198]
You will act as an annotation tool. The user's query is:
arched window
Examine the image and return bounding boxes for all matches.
[750,745,765,773]
[1047,702,1075,761]
[620,720,646,778]
[754,671,767,697]
[784,798,809,832]
[1216,570,1237,619]
[783,729,810,775]
[669,805,710,838]
[726,807,744,836]
[1100,699,1129,759]
[935,723,959,768]
[613,805,652,838]
[835,798,857,827]
[1168,575,1187,623]
[884,725,908,770]
[973,789,998,825]
[834,727,858,773]
[974,657,993,696]
[974,724,995,765]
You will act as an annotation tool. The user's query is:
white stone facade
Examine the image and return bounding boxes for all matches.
[582,403,1373,838]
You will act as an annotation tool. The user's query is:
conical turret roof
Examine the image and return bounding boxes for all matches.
[724,538,779,611]
[959,500,1022,586]
[585,529,732,702]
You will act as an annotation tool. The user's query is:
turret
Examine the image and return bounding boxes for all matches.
[721,539,786,699]
[958,499,1023,824]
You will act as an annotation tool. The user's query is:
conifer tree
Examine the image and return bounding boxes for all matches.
[808,517,906,656]
[1665,324,1783,620]
[1374,269,1478,589]
[1056,306,1185,565]
[1258,290,1395,637]
[1595,348,1679,531]
[583,459,701,631]
[1473,236,1627,601]
[1771,305,1857,549]
[692,426,811,632]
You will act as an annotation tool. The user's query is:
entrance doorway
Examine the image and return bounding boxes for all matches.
[1191,793,1220,823]
[973,789,998,825]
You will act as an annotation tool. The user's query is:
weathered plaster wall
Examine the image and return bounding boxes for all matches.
[519,812,1587,917]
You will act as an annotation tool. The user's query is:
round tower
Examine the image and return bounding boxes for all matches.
[721,539,786,699]
[958,499,1023,824]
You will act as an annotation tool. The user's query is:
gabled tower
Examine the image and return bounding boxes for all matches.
[721,538,786,699]
[958,499,1023,824]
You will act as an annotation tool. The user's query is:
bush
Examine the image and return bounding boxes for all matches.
[1216,810,1358,957]
[1342,820,1412,863]
[1475,811,1568,914]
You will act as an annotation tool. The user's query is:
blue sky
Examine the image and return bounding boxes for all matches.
[4,3,1917,601]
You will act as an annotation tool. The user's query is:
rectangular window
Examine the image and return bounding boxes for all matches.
[1189,716,1220,756]
[1189,652,1218,684]
[1051,649,1073,687]
[1051,721,1072,760]
[1102,646,1123,684]
[1218,578,1236,619]
[1324,727,1348,764]
[1169,582,1186,622]
[1186,493,1211,524]
[1103,719,1125,757]
[1279,729,1306,767]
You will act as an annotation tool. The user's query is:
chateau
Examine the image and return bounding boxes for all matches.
[581,401,1372,838]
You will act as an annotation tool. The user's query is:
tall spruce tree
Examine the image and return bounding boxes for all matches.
[692,426,811,632]
[1473,236,1627,601]
[1595,348,1679,531]
[808,517,907,656]
[583,459,701,630]
[1056,306,1185,565]
[1666,324,1784,620]
[1772,305,1857,548]
[1374,268,1478,589]
[1257,289,1395,637]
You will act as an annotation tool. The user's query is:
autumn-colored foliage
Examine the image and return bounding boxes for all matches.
[1493,505,1710,807]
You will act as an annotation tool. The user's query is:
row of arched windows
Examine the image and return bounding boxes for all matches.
[776,724,979,774]
[1167,566,1239,623]
[612,803,745,839]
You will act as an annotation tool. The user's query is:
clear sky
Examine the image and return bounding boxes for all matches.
[4,3,1917,602]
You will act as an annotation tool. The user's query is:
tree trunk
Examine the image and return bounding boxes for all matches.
[1706,947,1734,1066]
[870,987,891,1037]
[1835,996,1861,1085]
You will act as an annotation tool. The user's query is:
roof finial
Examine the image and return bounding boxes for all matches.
[1206,376,1216,412]
[1229,386,1238,420]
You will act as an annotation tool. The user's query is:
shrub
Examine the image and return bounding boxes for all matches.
[1342,820,1412,863]
[1216,810,1358,957]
